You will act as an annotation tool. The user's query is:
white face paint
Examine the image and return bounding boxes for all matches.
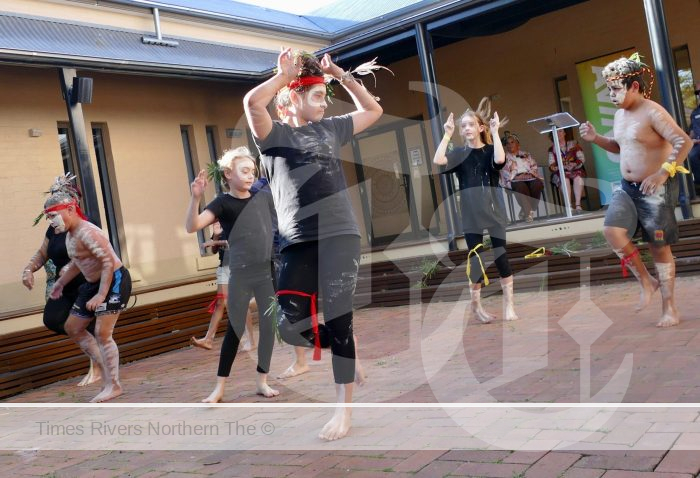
[607,79,627,106]
[47,212,66,233]
[304,84,328,108]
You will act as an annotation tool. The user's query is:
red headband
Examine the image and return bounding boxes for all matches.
[288,76,325,90]
[44,201,88,220]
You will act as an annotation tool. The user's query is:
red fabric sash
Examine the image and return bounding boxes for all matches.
[288,76,324,90]
[44,201,88,220]
[620,249,639,278]
[276,289,321,361]
[207,293,226,314]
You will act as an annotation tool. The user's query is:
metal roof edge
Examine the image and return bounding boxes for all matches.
[0,11,281,56]
[0,49,267,81]
[101,0,335,39]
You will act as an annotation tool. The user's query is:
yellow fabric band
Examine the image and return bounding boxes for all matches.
[466,243,489,286]
[524,247,547,259]
[661,162,690,177]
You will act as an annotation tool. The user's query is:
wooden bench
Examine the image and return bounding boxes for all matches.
[0,292,228,400]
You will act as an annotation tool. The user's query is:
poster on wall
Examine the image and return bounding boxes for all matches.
[575,48,635,205]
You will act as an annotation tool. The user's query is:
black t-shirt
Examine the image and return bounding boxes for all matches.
[441,144,508,231]
[45,226,85,293]
[254,115,360,251]
[205,191,275,270]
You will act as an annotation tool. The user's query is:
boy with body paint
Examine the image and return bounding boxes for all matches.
[580,55,692,327]
[244,49,382,441]
[45,176,131,402]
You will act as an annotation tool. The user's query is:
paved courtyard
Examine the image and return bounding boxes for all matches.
[3,275,700,476]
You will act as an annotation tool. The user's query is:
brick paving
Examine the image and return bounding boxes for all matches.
[3,275,700,476]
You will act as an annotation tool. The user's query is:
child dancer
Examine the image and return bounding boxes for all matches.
[580,55,692,327]
[185,147,279,401]
[433,98,519,323]
[244,49,383,440]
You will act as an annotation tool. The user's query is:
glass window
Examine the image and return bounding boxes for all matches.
[673,45,696,125]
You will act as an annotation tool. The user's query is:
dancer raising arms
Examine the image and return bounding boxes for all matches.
[244,49,383,440]
[433,98,519,323]
[185,147,279,402]
[44,175,131,402]
[580,55,692,327]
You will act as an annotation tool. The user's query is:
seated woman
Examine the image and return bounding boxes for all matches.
[548,129,587,212]
[500,131,544,223]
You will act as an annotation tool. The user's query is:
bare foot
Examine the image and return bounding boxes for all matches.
[190,336,213,350]
[201,385,224,403]
[504,305,520,322]
[240,337,256,352]
[319,407,352,441]
[276,362,309,379]
[636,277,659,312]
[256,383,280,398]
[471,303,495,324]
[77,360,101,387]
[656,308,680,328]
[90,384,123,403]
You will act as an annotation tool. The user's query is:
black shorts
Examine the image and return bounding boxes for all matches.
[71,267,132,319]
[604,178,679,246]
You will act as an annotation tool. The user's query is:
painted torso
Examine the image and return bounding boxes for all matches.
[66,221,122,282]
[613,100,678,182]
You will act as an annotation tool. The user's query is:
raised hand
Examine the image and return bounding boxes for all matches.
[190,170,208,199]
[320,53,344,80]
[278,47,300,81]
[444,112,455,138]
[579,121,597,141]
[489,111,501,135]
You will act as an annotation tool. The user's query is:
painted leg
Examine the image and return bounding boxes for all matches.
[90,314,123,403]
[655,262,680,328]
[65,316,106,393]
[255,372,280,397]
[470,284,495,324]
[277,347,310,379]
[77,358,101,387]
[501,275,520,321]
[202,376,226,403]
[319,382,353,441]
[606,226,658,311]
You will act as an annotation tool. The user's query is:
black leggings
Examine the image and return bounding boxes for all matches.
[217,263,276,377]
[465,225,512,284]
[276,235,360,385]
[43,292,95,336]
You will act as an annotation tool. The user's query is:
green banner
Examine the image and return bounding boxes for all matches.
[576,48,635,205]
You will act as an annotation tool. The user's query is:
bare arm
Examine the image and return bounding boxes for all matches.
[579,120,620,154]
[489,112,505,165]
[321,55,383,134]
[639,103,693,195]
[432,112,454,166]
[56,261,80,286]
[649,102,692,166]
[185,170,217,233]
[22,238,49,290]
[244,48,298,142]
